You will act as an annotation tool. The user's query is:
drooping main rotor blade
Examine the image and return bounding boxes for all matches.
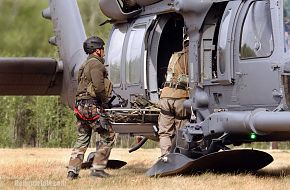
[81,151,127,170]
[146,149,273,177]
[0,57,62,95]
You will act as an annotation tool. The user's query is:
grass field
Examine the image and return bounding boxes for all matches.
[1,148,290,190]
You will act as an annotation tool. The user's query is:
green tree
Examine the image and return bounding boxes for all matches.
[78,0,111,40]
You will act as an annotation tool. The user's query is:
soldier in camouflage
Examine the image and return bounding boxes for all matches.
[67,36,115,179]
[158,41,192,160]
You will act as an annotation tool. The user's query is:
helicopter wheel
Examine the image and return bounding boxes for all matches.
[170,136,191,157]
[170,136,210,159]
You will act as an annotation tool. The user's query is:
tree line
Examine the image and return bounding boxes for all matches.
[0,0,288,149]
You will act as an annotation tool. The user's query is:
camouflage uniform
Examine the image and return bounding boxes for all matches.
[68,54,115,175]
[158,47,191,156]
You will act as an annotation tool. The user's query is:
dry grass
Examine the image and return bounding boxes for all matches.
[1,148,290,189]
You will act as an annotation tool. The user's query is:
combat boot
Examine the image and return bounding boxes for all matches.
[90,169,110,178]
[67,171,79,180]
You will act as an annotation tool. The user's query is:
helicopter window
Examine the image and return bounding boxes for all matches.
[125,25,145,84]
[107,24,127,85]
[284,0,290,52]
[240,1,273,59]
[219,9,232,74]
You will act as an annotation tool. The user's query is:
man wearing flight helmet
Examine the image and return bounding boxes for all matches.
[67,36,115,179]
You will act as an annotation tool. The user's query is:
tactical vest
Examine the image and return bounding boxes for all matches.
[76,57,113,101]
[160,47,190,99]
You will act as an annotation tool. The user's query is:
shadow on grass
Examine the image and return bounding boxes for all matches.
[121,163,150,174]
[111,164,290,179]
[167,166,290,178]
[255,166,290,178]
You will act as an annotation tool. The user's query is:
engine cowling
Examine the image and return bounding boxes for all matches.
[99,0,162,21]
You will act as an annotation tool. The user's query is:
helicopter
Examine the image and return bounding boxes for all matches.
[101,0,290,176]
[1,0,290,176]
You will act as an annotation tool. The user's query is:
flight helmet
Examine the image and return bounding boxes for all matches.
[83,36,105,54]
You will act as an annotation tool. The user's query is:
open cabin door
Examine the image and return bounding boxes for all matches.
[147,14,184,102]
[107,14,184,106]
[200,1,236,86]
[107,16,156,107]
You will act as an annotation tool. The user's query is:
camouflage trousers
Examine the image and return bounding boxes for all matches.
[158,98,190,156]
[68,100,115,174]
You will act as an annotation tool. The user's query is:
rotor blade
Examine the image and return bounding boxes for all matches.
[81,151,127,169]
[81,160,127,170]
[146,149,273,177]
[146,153,194,177]
[0,57,62,95]
[189,149,273,172]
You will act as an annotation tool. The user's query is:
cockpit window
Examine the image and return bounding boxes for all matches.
[125,25,145,84]
[284,0,290,52]
[240,1,273,59]
[107,24,127,85]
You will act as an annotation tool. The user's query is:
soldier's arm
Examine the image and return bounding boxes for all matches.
[77,64,85,84]
[90,62,106,101]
